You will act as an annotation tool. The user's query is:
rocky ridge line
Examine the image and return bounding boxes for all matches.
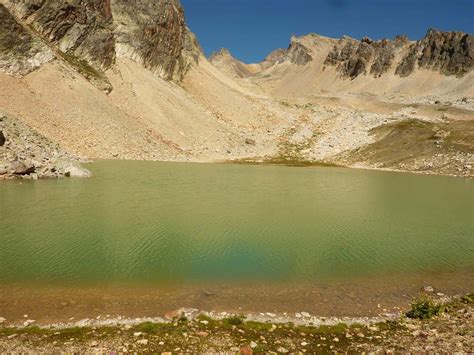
[324,29,473,79]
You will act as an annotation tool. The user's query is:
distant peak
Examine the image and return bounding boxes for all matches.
[209,48,233,60]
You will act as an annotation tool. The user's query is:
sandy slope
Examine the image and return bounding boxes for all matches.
[0,31,473,176]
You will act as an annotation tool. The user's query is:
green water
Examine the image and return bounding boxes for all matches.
[0,161,473,285]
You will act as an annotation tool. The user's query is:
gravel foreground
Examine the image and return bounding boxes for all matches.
[0,293,472,353]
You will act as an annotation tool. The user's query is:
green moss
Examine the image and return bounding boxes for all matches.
[223,315,245,326]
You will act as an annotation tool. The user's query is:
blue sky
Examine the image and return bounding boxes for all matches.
[181,0,474,63]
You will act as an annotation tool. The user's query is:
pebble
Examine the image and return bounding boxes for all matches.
[23,320,35,327]
[7,334,17,339]
[0,317,5,323]
[301,341,308,346]
[301,312,311,317]
[90,341,98,347]
[250,341,258,348]
[277,347,289,353]
[334,337,340,342]
[133,332,143,337]
[423,286,434,292]
[136,339,148,345]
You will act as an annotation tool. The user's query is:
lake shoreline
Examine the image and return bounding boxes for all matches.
[0,293,472,353]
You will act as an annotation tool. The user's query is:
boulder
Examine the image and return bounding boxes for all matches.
[11,161,35,175]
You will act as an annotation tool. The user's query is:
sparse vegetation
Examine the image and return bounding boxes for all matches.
[406,294,444,320]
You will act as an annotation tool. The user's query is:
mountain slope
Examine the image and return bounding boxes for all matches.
[0,0,473,177]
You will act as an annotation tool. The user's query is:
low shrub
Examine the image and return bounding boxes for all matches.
[406,294,444,320]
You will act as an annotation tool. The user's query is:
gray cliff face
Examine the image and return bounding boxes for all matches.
[0,4,53,75]
[111,0,199,80]
[325,30,473,79]
[2,0,116,70]
[0,0,201,81]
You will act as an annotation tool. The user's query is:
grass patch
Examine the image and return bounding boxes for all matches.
[223,315,245,326]
[406,294,444,320]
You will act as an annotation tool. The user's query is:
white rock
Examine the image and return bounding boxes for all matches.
[301,312,311,317]
[301,341,308,346]
[0,317,5,323]
[90,341,98,347]
[277,347,289,353]
[250,341,257,348]
[133,332,142,337]
[23,319,35,327]
[137,339,148,345]
[423,286,434,292]
[200,320,209,325]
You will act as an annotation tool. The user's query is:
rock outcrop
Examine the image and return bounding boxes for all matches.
[0,0,201,82]
[324,29,473,79]
[0,4,54,75]
[396,29,474,77]
[265,36,313,66]
[324,35,410,79]
[0,112,91,179]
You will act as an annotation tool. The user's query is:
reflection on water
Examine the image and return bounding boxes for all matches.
[0,161,473,285]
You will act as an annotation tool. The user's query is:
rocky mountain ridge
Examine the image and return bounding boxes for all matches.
[218,29,473,80]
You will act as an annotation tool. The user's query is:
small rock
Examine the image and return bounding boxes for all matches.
[334,337,339,342]
[200,320,209,325]
[437,292,445,296]
[250,341,258,348]
[277,347,289,353]
[197,331,209,337]
[7,334,17,339]
[240,346,253,355]
[423,286,434,292]
[0,317,5,324]
[245,138,256,146]
[269,324,277,332]
[301,341,308,346]
[137,339,148,345]
[23,319,35,327]
[133,332,142,337]
[90,341,98,347]
[301,312,311,317]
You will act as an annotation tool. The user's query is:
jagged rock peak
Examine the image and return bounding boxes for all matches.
[325,29,472,79]
[264,35,314,66]
[0,0,202,81]
[396,28,473,77]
